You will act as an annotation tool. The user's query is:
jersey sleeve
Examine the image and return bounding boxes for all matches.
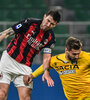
[11,18,32,34]
[45,40,55,49]
[32,65,44,78]
[43,40,55,54]
[45,31,56,49]
[43,31,56,54]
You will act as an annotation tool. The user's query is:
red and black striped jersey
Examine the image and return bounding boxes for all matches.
[7,18,56,67]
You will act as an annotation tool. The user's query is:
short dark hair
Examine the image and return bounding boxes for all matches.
[66,37,82,51]
[46,9,61,23]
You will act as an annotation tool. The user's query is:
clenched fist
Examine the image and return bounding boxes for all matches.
[23,74,34,85]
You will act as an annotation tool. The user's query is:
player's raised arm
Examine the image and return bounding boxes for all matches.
[0,27,15,42]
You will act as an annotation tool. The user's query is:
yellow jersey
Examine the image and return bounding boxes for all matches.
[50,51,90,100]
[32,51,90,100]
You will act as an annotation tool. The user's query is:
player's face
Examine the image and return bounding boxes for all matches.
[40,14,57,31]
[66,48,81,62]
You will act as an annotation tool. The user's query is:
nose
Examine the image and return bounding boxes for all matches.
[75,55,79,59]
[47,22,51,27]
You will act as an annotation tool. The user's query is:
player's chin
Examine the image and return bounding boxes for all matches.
[45,28,51,31]
[75,58,78,61]
[43,26,50,31]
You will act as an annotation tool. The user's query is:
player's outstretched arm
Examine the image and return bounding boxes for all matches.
[23,65,44,85]
[32,64,54,87]
[32,65,44,78]
[0,28,15,42]
[23,65,54,87]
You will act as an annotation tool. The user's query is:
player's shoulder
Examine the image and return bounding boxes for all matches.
[87,52,90,56]
[51,53,70,65]
[45,27,54,39]
[51,53,65,61]
[25,18,42,24]
[80,51,90,59]
[80,51,89,56]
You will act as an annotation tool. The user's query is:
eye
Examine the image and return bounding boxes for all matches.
[48,19,50,22]
[72,53,79,55]
[47,19,55,26]
[51,23,55,26]
[72,53,77,55]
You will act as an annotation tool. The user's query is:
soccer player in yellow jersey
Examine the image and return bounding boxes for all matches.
[23,37,90,100]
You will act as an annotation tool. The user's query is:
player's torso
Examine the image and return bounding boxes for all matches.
[51,51,90,99]
[7,19,55,66]
[8,22,53,51]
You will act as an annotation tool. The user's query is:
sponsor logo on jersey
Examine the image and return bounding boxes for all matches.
[55,64,79,70]
[59,69,75,75]
[27,36,43,50]
[26,33,49,50]
[16,24,22,29]
[54,56,80,75]
[31,31,36,35]
[27,34,31,39]
[54,63,79,75]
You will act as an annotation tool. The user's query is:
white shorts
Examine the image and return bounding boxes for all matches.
[0,50,33,89]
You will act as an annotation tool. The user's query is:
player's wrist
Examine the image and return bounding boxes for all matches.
[30,74,34,79]
[44,68,50,72]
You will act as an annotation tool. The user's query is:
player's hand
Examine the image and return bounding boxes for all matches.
[23,74,34,85]
[42,70,54,87]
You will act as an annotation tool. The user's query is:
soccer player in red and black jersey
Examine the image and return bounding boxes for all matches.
[0,9,61,100]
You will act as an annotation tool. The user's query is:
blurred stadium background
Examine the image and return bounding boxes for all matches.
[0,0,90,100]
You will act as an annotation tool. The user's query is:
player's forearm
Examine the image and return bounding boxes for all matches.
[32,65,44,78]
[43,53,51,71]
[0,32,6,42]
[0,28,15,42]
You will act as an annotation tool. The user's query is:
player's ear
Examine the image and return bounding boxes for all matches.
[65,48,68,52]
[43,14,47,19]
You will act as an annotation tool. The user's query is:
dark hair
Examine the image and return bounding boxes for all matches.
[46,9,61,23]
[66,37,82,51]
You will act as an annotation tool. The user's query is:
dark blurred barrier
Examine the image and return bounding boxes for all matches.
[7,64,67,100]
